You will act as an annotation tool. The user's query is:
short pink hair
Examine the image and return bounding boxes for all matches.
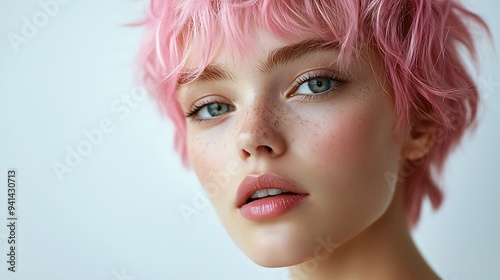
[136,0,489,226]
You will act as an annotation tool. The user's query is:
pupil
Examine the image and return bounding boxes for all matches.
[308,78,331,93]
[208,103,226,116]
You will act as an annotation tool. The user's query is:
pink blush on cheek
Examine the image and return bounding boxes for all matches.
[292,89,401,226]
[303,100,396,172]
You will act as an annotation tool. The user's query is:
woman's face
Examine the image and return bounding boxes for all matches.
[178,30,408,267]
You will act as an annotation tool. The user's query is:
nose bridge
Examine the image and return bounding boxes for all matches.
[243,97,276,131]
[236,96,287,160]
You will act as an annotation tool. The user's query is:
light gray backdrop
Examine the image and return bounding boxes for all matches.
[0,0,499,279]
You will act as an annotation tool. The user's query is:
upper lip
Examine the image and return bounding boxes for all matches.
[236,172,307,208]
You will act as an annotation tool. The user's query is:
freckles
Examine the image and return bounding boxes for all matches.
[309,122,338,155]
[313,113,373,161]
[188,120,247,202]
[188,133,224,184]
[231,97,288,137]
[190,145,233,202]
[299,87,392,175]
[189,141,211,181]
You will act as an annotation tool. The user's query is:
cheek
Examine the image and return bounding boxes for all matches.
[187,129,238,206]
[294,92,401,238]
[187,132,211,181]
[303,98,397,172]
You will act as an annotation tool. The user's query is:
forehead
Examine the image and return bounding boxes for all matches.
[178,32,341,85]
[167,1,360,83]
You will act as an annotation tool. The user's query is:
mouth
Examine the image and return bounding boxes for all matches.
[245,188,295,204]
[236,172,309,221]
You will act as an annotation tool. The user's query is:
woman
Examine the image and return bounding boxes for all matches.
[136,1,490,279]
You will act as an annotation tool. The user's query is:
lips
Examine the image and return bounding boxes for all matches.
[236,172,309,221]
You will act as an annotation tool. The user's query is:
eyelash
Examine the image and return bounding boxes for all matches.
[290,71,347,100]
[184,71,347,122]
[185,98,218,119]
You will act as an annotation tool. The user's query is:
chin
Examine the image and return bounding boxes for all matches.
[246,250,308,268]
[235,228,340,268]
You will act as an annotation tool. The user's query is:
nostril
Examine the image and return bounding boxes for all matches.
[242,149,251,158]
[256,145,273,154]
[241,145,273,158]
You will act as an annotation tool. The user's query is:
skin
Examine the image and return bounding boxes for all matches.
[177,29,440,280]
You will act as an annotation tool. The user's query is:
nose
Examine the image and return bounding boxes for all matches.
[236,103,287,161]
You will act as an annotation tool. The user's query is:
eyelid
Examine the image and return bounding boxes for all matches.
[185,95,234,121]
[286,69,348,97]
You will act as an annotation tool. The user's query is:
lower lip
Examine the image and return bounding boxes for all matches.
[238,194,308,221]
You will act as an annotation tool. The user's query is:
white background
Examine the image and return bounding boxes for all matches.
[0,0,499,279]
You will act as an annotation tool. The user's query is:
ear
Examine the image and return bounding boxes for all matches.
[401,119,437,161]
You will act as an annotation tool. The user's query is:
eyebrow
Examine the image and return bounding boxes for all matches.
[259,38,338,73]
[177,39,337,85]
[177,64,234,85]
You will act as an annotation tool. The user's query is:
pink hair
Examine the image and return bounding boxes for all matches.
[136,0,489,227]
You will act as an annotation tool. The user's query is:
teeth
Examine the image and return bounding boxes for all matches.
[255,189,269,198]
[267,188,283,195]
[250,188,290,199]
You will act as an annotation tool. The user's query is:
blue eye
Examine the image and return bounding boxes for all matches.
[190,102,234,120]
[296,77,335,94]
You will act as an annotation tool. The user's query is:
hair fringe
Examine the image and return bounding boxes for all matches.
[135,0,491,227]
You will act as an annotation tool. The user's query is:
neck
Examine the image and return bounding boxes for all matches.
[289,186,440,280]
